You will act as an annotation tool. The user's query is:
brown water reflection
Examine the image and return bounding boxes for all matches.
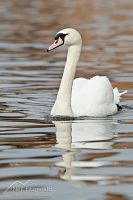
[0,0,133,200]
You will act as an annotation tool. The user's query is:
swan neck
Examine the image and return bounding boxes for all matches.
[51,43,81,116]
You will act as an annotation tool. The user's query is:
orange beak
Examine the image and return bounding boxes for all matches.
[47,37,64,52]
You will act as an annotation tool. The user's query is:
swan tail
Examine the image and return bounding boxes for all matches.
[113,87,127,104]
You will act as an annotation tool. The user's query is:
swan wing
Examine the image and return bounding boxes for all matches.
[71,76,117,117]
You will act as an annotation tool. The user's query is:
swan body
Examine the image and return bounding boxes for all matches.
[47,28,126,117]
[72,76,117,117]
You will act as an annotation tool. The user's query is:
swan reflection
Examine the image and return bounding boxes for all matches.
[54,119,115,150]
[53,119,118,184]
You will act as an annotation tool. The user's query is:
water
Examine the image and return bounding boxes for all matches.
[0,0,133,199]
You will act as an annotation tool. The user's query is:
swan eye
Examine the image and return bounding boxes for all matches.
[54,33,68,41]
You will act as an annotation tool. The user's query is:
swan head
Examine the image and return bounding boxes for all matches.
[47,28,82,52]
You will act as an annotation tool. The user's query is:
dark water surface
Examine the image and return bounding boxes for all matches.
[0,0,133,199]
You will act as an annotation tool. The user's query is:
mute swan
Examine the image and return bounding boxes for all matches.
[47,28,127,117]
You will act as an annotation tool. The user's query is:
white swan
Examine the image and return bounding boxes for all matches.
[47,28,127,117]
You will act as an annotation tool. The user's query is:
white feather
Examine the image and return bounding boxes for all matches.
[72,76,117,117]
[113,87,127,104]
